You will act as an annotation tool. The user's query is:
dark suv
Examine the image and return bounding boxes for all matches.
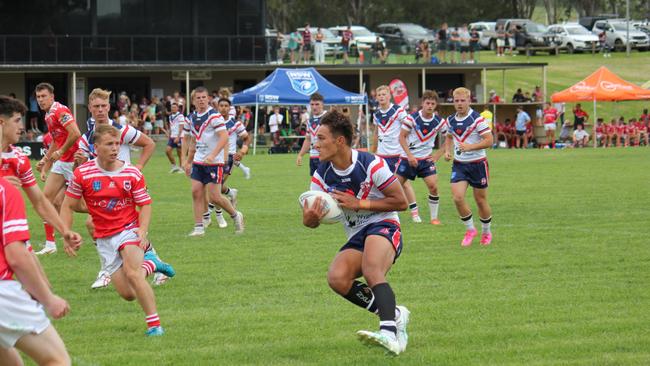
[493,19,561,55]
[376,23,434,54]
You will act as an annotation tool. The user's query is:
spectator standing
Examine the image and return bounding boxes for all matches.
[275,32,287,63]
[507,24,517,56]
[599,30,610,57]
[421,41,431,63]
[449,26,460,63]
[368,90,379,116]
[573,103,589,129]
[302,24,312,64]
[341,26,353,64]
[515,105,531,148]
[480,105,494,144]
[437,23,448,63]
[543,102,558,148]
[28,92,41,132]
[553,101,565,126]
[459,25,471,64]
[268,106,282,145]
[469,26,480,63]
[288,30,302,64]
[496,25,506,56]
[373,36,388,64]
[314,27,325,63]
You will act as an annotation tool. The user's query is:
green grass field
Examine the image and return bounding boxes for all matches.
[22,143,650,365]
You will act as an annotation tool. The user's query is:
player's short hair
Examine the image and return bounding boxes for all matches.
[35,82,54,94]
[217,97,231,106]
[310,92,324,102]
[0,95,27,117]
[320,109,353,146]
[421,90,438,103]
[192,86,209,99]
[88,88,111,102]
[94,123,120,143]
[452,87,471,98]
[376,85,390,94]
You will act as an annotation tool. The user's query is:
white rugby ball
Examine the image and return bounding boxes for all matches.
[298,190,344,224]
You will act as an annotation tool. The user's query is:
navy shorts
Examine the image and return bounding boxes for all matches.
[224,154,235,175]
[167,137,181,149]
[340,220,403,261]
[450,160,489,189]
[309,157,320,176]
[379,156,401,174]
[396,158,437,181]
[191,163,224,185]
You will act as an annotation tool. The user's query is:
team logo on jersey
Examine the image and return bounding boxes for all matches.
[123,181,131,191]
[455,128,463,135]
[359,181,371,197]
[92,180,102,191]
[287,70,318,96]
[61,113,73,124]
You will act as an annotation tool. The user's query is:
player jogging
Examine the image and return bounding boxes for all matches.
[182,88,244,237]
[371,85,421,222]
[396,90,447,225]
[207,98,251,228]
[61,124,175,336]
[75,88,163,289]
[34,82,81,255]
[166,102,184,173]
[444,87,493,246]
[303,110,410,356]
[296,92,327,176]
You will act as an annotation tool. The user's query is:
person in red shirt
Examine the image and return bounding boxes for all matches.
[636,118,649,146]
[594,118,605,147]
[543,102,558,148]
[615,118,627,147]
[341,26,353,64]
[572,104,589,129]
[626,118,639,146]
[60,124,175,337]
[494,119,508,147]
[605,118,618,147]
[302,23,312,63]
[34,82,81,255]
[0,93,79,365]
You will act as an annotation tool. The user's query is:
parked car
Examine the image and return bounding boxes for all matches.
[592,19,650,51]
[579,14,619,30]
[547,23,600,53]
[328,25,383,56]
[469,21,496,49]
[493,19,561,55]
[296,27,342,56]
[376,23,435,54]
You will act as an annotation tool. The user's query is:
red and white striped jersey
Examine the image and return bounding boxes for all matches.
[0,179,31,280]
[66,160,151,239]
[0,146,37,188]
[44,101,79,162]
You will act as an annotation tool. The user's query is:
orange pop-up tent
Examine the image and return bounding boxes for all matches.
[551,66,650,146]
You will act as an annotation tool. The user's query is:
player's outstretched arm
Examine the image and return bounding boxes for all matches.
[133,133,155,170]
[235,132,251,161]
[296,134,311,165]
[5,241,70,319]
[54,122,81,160]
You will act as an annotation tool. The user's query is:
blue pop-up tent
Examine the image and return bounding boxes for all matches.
[232,67,367,154]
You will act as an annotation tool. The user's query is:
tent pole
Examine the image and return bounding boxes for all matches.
[593,98,597,148]
[72,71,77,119]
[253,101,259,155]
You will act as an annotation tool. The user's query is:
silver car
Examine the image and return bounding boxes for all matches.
[592,20,650,51]
[548,23,600,53]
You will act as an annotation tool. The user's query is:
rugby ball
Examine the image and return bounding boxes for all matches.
[298,190,344,224]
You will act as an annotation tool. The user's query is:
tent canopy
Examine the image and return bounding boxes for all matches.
[232,67,367,106]
[551,66,650,103]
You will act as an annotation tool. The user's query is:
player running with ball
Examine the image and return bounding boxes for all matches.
[302,110,410,356]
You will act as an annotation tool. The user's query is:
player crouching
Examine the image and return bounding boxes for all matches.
[302,110,410,355]
[60,124,175,336]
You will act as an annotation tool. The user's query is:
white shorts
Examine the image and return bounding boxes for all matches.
[154,119,164,128]
[0,281,50,348]
[96,226,141,275]
[544,123,556,131]
[51,160,74,182]
[496,39,505,47]
[509,38,515,47]
[144,122,153,131]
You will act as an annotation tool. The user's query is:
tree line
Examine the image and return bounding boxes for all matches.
[267,0,650,32]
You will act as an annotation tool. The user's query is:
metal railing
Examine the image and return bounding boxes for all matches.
[0,34,273,64]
